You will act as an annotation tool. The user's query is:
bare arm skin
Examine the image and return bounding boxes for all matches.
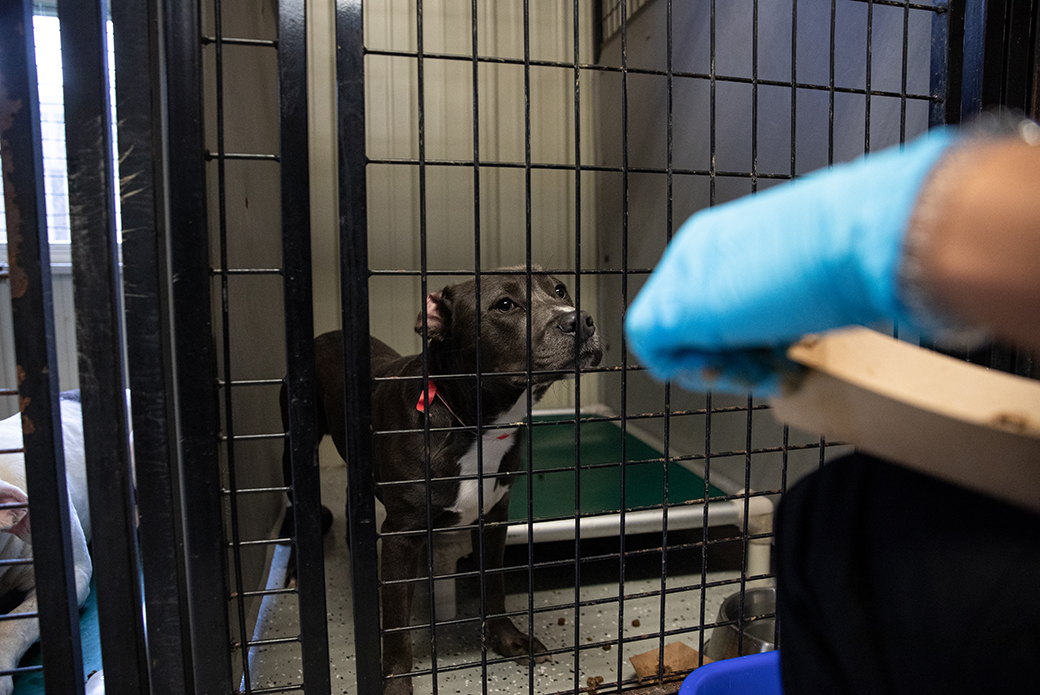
[917,138,1040,352]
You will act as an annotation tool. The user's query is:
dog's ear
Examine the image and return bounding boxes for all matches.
[0,480,30,541]
[415,289,451,340]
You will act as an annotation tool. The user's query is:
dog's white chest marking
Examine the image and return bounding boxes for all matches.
[447,391,528,525]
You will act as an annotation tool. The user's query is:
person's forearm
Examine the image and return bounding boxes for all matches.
[916,138,1040,351]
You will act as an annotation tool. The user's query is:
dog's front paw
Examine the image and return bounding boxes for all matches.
[0,674,13,695]
[488,619,551,665]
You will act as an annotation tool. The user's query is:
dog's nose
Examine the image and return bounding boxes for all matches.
[558,310,596,341]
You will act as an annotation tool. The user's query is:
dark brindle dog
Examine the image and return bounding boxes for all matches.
[302,268,600,693]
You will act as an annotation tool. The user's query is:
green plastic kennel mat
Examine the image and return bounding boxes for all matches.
[505,414,747,546]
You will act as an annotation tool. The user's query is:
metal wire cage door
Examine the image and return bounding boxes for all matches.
[331,1,973,695]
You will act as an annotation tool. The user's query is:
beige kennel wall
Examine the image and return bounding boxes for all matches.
[0,267,78,420]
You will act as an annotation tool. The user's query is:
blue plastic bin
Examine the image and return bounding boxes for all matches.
[679,651,783,695]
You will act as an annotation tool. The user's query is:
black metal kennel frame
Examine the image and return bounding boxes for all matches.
[0,1,1037,695]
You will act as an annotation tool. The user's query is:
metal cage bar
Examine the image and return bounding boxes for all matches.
[278,0,333,691]
[933,0,961,126]
[164,0,234,688]
[616,0,632,687]
[865,0,874,153]
[697,0,720,667]
[467,4,492,695]
[572,0,588,690]
[59,0,150,690]
[655,0,676,678]
[335,1,382,694]
[521,3,536,693]
[113,0,196,689]
[414,5,442,693]
[208,0,255,685]
[0,1,84,691]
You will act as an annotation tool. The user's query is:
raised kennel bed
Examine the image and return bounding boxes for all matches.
[507,411,769,561]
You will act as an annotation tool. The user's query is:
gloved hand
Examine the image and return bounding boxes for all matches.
[625,127,958,396]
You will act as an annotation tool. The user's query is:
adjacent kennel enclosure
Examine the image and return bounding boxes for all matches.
[0,0,1037,693]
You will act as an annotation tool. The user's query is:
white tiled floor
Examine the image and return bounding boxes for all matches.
[246,461,747,694]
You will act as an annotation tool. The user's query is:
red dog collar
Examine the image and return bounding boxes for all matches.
[417,381,511,439]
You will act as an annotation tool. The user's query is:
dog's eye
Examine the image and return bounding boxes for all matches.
[495,298,515,312]
[555,284,567,298]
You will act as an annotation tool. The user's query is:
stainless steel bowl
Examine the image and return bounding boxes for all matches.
[703,587,777,661]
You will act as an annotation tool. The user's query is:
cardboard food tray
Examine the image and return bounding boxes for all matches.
[770,327,1040,513]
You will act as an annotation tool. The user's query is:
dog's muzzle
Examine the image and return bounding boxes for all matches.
[557,310,595,341]
[557,310,603,369]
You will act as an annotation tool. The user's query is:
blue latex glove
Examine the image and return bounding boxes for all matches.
[625,127,958,395]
